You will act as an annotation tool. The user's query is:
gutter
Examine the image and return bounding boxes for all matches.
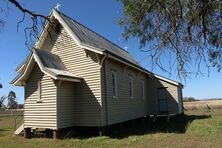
[99,53,109,126]
[104,54,109,126]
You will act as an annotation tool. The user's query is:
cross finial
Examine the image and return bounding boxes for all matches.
[55,3,61,11]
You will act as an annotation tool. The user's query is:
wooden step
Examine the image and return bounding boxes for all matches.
[14,123,24,135]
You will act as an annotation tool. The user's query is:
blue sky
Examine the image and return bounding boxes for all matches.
[0,0,221,103]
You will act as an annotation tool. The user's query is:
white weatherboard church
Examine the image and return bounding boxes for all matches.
[12,9,183,139]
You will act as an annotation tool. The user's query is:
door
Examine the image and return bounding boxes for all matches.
[158,88,168,114]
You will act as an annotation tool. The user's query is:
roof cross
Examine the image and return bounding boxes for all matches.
[54,3,61,11]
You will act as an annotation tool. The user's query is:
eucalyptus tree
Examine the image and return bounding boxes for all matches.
[119,0,222,78]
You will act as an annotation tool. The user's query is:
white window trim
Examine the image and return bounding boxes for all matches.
[111,71,118,99]
[128,75,134,99]
[37,80,42,103]
[141,79,145,99]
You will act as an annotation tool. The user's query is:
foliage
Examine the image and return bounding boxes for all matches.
[1,0,222,78]
[0,0,49,48]
[183,97,198,102]
[17,104,24,109]
[7,91,17,109]
[0,96,7,109]
[119,0,222,78]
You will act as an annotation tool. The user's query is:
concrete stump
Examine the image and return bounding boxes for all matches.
[24,128,31,139]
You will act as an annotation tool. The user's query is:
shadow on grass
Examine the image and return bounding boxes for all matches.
[0,128,10,132]
[0,128,8,137]
[0,129,6,132]
[74,114,211,139]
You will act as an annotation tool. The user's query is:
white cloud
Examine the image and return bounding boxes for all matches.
[124,46,128,51]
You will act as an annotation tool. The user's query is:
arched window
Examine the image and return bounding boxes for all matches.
[111,71,117,98]
[128,75,133,98]
[141,80,145,99]
[37,80,42,102]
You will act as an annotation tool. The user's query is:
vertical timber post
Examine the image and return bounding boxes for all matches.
[132,120,135,127]
[45,129,51,138]
[120,122,123,129]
[53,130,60,139]
[141,117,145,125]
[99,127,106,136]
[24,128,31,139]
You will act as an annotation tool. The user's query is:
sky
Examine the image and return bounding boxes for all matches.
[0,0,222,104]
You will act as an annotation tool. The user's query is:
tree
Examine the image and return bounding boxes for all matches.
[7,91,17,109]
[183,97,197,102]
[119,0,222,78]
[17,104,24,109]
[0,0,49,48]
[0,96,7,109]
[1,1,222,78]
[0,84,4,109]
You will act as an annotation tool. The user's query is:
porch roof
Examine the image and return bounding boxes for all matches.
[11,48,82,86]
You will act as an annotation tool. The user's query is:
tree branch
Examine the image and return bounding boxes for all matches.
[8,0,48,20]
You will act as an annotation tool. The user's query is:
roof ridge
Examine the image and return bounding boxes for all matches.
[53,10,182,86]
[55,10,132,55]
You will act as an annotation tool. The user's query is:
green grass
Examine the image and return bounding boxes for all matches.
[1,109,222,148]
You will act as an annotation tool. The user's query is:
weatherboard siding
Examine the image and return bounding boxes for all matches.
[158,80,180,114]
[24,64,57,129]
[102,58,182,125]
[146,77,181,114]
[104,59,148,125]
[57,81,76,129]
[18,11,183,131]
[41,26,102,127]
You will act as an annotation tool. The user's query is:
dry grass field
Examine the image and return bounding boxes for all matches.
[184,100,222,110]
[1,107,222,148]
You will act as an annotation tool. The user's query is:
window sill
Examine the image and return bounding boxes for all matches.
[130,97,134,99]
[36,100,43,103]
[112,96,118,99]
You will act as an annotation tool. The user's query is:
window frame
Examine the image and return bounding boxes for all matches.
[37,80,42,103]
[141,79,145,99]
[55,23,61,34]
[111,71,118,99]
[128,75,134,98]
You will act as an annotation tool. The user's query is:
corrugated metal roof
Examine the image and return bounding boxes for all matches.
[13,10,182,87]
[11,49,82,85]
[34,49,80,78]
[35,49,67,71]
[57,11,139,65]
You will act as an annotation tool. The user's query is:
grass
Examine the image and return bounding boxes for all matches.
[184,100,222,110]
[1,109,222,148]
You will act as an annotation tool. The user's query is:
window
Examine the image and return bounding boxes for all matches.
[141,80,145,99]
[111,71,117,98]
[37,80,42,103]
[55,23,61,34]
[128,75,133,98]
[158,88,168,113]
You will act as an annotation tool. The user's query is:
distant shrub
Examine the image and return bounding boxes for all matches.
[184,97,198,102]
[17,104,24,109]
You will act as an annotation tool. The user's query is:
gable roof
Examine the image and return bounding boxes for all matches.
[12,49,82,86]
[35,49,67,71]
[51,10,183,88]
[56,10,138,65]
[14,9,183,88]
